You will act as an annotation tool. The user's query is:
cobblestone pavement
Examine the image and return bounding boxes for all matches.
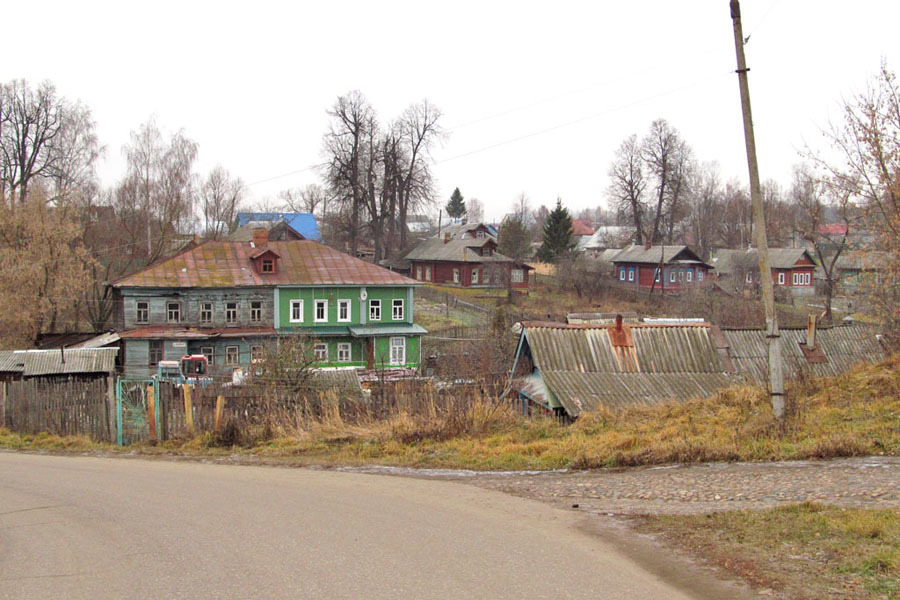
[344,456,900,516]
[461,456,900,515]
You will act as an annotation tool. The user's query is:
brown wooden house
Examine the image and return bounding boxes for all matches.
[404,232,532,289]
[610,245,711,292]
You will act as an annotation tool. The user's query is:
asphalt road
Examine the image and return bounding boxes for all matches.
[1,453,734,599]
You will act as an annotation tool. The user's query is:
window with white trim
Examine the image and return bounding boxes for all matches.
[369,299,381,321]
[511,269,524,283]
[654,268,660,283]
[792,272,799,285]
[416,266,422,280]
[619,268,626,281]
[453,268,460,283]
[746,272,753,283]
[627,268,634,282]
[250,345,263,363]
[338,299,351,322]
[200,302,213,325]
[778,272,785,285]
[225,346,239,365]
[314,343,328,361]
[686,269,693,282]
[698,270,704,282]
[392,299,404,320]
[167,301,181,323]
[471,269,479,284]
[289,299,304,323]
[226,302,238,324]
[314,299,328,323]
[337,343,351,363]
[389,337,405,366]
[136,301,149,323]
[200,346,214,365]
[425,266,432,281]
[670,270,676,283]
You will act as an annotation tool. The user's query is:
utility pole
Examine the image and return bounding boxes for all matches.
[729,0,785,419]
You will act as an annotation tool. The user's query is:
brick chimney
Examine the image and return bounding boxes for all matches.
[252,228,268,247]
[644,241,652,250]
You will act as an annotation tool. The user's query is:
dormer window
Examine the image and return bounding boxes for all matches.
[262,259,274,273]
[249,247,280,274]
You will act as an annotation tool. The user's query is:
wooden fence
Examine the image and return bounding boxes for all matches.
[2,377,115,442]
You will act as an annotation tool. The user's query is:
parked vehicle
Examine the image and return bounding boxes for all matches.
[156,355,213,386]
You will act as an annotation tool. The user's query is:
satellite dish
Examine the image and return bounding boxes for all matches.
[360,288,368,301]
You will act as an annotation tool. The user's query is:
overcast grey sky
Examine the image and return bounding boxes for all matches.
[4,0,898,221]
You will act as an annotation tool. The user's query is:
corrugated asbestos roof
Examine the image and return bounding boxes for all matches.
[404,237,513,264]
[0,351,24,372]
[721,324,885,382]
[19,348,118,376]
[712,248,816,274]
[114,241,418,288]
[514,322,738,416]
[611,245,708,266]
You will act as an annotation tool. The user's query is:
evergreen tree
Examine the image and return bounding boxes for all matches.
[498,216,532,261]
[536,199,575,263]
[445,187,466,219]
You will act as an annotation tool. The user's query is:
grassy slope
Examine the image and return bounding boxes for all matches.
[636,503,900,599]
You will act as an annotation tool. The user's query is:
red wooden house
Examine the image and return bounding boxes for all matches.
[611,245,711,292]
[404,232,532,289]
[712,248,817,296]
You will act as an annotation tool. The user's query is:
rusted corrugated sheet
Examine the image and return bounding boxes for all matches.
[524,323,725,374]
[722,324,886,382]
[114,241,418,288]
[22,348,118,376]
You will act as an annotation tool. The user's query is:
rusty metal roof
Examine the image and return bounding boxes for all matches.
[20,348,118,376]
[119,327,277,339]
[513,322,739,416]
[721,324,886,382]
[114,241,418,288]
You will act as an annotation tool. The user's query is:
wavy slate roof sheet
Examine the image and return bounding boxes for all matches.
[514,322,739,416]
[114,241,418,288]
[19,348,118,376]
[721,324,885,382]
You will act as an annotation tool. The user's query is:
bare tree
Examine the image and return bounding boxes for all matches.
[201,166,244,239]
[322,91,377,257]
[642,119,692,244]
[686,162,723,258]
[114,118,199,263]
[278,183,329,215]
[607,134,646,244]
[467,197,484,223]
[0,79,101,206]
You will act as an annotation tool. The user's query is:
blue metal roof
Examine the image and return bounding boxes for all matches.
[235,212,321,240]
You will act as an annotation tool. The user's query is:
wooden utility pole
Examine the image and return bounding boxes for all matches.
[729,0,785,419]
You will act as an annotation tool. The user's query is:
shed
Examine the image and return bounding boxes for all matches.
[19,347,119,380]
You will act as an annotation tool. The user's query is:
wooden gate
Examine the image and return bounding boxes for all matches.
[115,378,161,445]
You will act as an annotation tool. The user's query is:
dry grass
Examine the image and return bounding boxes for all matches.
[634,503,900,599]
[2,355,898,471]
[0,428,113,452]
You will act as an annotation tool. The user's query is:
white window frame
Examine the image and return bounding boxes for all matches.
[778,272,785,285]
[225,345,239,366]
[250,301,262,323]
[619,268,626,281]
[670,270,676,283]
[746,272,753,284]
[167,301,181,323]
[289,299,304,323]
[392,299,404,321]
[792,272,799,285]
[314,299,328,323]
[338,299,351,322]
[627,268,634,282]
[314,343,328,361]
[337,343,351,363]
[511,269,524,283]
[389,337,405,366]
[250,345,263,363]
[369,299,381,321]
[136,301,149,323]
[471,269,479,284]
[654,268,660,283]
[200,346,214,365]
[225,301,238,324]
[200,302,213,325]
[425,266,432,281]
[686,269,693,282]
[416,266,422,280]
[698,270,704,282]
[453,268,460,283]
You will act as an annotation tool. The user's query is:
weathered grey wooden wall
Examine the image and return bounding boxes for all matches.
[4,378,114,442]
